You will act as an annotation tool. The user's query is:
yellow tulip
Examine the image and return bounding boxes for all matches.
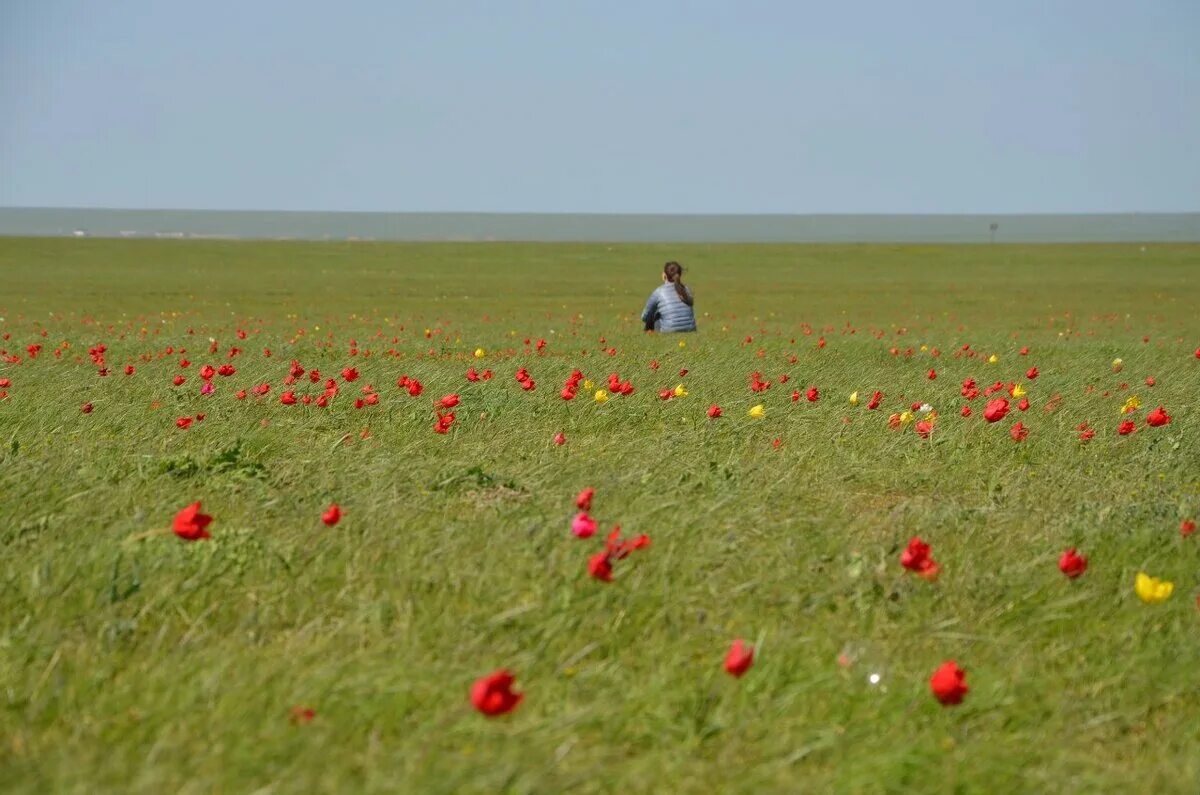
[987,354,999,364]
[583,379,594,390]
[593,390,609,404]
[1134,572,1173,604]
[678,340,686,348]
[1012,384,1026,398]
[474,348,486,358]
[1111,357,1123,372]
[1120,395,1140,415]
[899,410,914,425]
[673,383,687,398]
[919,344,928,352]
[849,391,859,406]
[748,404,765,419]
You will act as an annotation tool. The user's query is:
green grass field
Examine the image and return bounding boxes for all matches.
[1,238,1198,793]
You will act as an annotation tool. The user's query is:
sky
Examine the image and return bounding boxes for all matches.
[2,1,1198,214]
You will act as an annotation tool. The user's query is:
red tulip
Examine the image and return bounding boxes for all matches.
[1118,420,1136,436]
[724,639,755,678]
[81,402,93,414]
[960,405,972,417]
[321,503,341,527]
[173,375,186,387]
[587,551,613,582]
[575,488,594,511]
[707,405,722,419]
[1058,548,1087,578]
[1146,406,1171,427]
[470,670,523,717]
[176,417,193,430]
[900,536,939,580]
[867,391,883,410]
[1010,421,1028,441]
[173,502,213,541]
[341,367,359,382]
[1145,376,1155,386]
[571,512,597,539]
[1017,398,1030,412]
[806,387,819,402]
[437,393,460,409]
[1181,519,1196,538]
[930,661,968,706]
[553,432,566,446]
[124,365,135,376]
[983,398,1009,423]
[927,369,937,380]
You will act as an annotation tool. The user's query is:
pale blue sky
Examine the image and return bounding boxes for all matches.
[2,1,1198,213]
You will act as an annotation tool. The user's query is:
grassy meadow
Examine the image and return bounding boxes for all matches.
[1,238,1198,793]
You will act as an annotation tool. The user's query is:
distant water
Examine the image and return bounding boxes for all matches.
[1,207,1198,243]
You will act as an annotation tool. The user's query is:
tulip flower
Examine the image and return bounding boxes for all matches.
[173,502,213,541]
[474,348,486,358]
[1134,572,1173,604]
[1111,358,1123,372]
[900,536,939,580]
[1118,420,1136,436]
[983,398,1009,423]
[724,639,755,678]
[553,432,566,446]
[1058,548,1087,578]
[867,391,883,410]
[1146,406,1171,427]
[571,511,597,539]
[848,391,859,406]
[594,390,609,403]
[673,383,687,398]
[1180,519,1196,537]
[1011,384,1027,398]
[470,670,523,716]
[960,406,972,417]
[748,404,765,419]
[1010,421,1028,441]
[1120,395,1140,415]
[321,503,341,527]
[575,488,594,511]
[587,550,613,582]
[987,354,998,364]
[929,661,968,706]
[707,405,722,419]
[1026,367,1038,379]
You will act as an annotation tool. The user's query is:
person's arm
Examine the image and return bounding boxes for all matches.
[641,291,659,325]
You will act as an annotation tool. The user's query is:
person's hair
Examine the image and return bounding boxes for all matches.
[663,261,693,306]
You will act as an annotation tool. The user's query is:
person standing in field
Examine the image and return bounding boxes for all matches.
[642,261,696,332]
